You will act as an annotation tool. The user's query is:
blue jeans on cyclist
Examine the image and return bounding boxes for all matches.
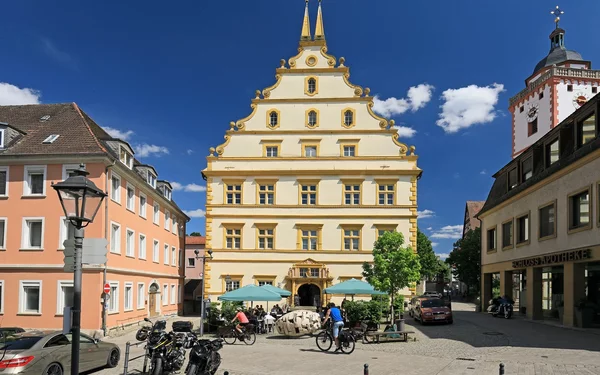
[332,321,344,350]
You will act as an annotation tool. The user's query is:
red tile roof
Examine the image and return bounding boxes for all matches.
[186,236,206,245]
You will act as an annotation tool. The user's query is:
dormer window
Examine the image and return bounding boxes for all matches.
[147,172,157,188]
[42,134,60,144]
[0,128,4,148]
[507,167,518,191]
[164,186,172,201]
[119,147,133,169]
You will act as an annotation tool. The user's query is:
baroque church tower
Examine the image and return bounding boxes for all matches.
[510,7,600,158]
[202,0,421,306]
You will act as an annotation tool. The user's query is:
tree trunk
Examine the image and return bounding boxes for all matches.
[390,292,395,323]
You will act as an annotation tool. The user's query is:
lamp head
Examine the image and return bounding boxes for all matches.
[194,249,199,256]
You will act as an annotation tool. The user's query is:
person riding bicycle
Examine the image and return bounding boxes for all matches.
[323,302,344,352]
[232,307,249,334]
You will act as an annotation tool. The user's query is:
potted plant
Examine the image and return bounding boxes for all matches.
[575,298,595,328]
[556,300,564,323]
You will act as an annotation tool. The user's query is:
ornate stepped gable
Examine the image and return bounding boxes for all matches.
[207,0,416,159]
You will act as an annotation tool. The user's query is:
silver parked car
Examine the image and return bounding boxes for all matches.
[0,330,120,374]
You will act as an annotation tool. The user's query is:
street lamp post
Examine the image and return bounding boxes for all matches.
[194,248,213,336]
[52,164,107,375]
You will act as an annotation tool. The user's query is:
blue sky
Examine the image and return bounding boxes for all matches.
[2,0,599,258]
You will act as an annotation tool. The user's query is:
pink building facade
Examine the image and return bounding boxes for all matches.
[183,236,205,314]
[0,103,189,335]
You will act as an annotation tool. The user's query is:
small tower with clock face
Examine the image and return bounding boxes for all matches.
[509,6,600,159]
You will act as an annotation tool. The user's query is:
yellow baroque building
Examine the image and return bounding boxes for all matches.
[202,1,421,307]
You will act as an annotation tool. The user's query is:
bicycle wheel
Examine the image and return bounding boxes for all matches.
[243,332,256,345]
[315,331,333,351]
[222,329,237,345]
[340,334,355,354]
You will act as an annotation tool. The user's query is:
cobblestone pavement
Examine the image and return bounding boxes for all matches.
[91,302,600,375]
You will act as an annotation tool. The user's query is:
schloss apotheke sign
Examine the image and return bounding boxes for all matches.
[512,249,592,268]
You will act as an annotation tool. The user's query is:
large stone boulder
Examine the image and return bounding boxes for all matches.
[275,310,321,337]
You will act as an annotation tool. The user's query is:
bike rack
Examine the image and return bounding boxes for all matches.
[122,340,149,375]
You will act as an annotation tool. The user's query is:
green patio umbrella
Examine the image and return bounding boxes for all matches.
[324,278,387,296]
[260,284,291,297]
[218,284,282,302]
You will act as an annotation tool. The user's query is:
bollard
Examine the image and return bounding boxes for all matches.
[364,363,369,375]
[142,346,148,373]
[122,342,131,375]
[499,363,505,375]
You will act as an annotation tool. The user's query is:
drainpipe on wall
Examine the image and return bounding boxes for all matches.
[102,160,116,336]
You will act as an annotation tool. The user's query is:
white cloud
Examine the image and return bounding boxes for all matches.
[426,227,433,231]
[431,225,463,239]
[41,37,78,70]
[436,253,450,260]
[187,149,194,155]
[134,144,169,158]
[373,83,434,117]
[395,126,417,138]
[171,182,206,193]
[103,127,134,141]
[417,209,435,219]
[184,209,206,218]
[431,242,439,248]
[436,83,505,133]
[0,82,41,105]
[480,169,487,175]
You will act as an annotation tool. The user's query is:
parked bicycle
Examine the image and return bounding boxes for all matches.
[315,321,355,354]
[219,323,256,345]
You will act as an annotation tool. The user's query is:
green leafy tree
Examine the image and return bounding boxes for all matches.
[446,227,481,293]
[363,231,421,319]
[189,232,202,236]
[417,228,439,281]
[436,258,451,282]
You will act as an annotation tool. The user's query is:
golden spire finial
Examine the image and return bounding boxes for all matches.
[314,0,325,40]
[301,0,312,41]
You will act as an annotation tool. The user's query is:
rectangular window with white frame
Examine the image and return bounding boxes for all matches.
[0,166,9,197]
[56,280,74,315]
[0,128,4,149]
[21,217,44,250]
[153,240,159,263]
[165,210,170,231]
[172,217,177,234]
[147,171,157,188]
[139,193,147,218]
[179,249,183,268]
[0,280,5,314]
[153,203,160,225]
[62,164,83,180]
[59,217,76,249]
[108,282,119,313]
[137,282,145,309]
[164,244,169,265]
[0,218,6,250]
[111,172,121,203]
[139,234,147,259]
[23,165,47,196]
[162,284,168,306]
[19,280,42,314]
[171,246,176,266]
[110,222,121,254]
[188,257,195,267]
[126,229,135,257]
[124,282,133,311]
[170,284,176,304]
[126,183,136,212]
[177,285,181,304]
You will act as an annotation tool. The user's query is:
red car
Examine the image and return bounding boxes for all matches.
[413,298,453,324]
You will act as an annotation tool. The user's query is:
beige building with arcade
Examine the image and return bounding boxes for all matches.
[201,1,421,307]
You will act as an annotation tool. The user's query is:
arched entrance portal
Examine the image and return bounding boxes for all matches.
[298,283,321,307]
[148,283,160,317]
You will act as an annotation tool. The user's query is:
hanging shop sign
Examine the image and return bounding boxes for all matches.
[512,249,592,268]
